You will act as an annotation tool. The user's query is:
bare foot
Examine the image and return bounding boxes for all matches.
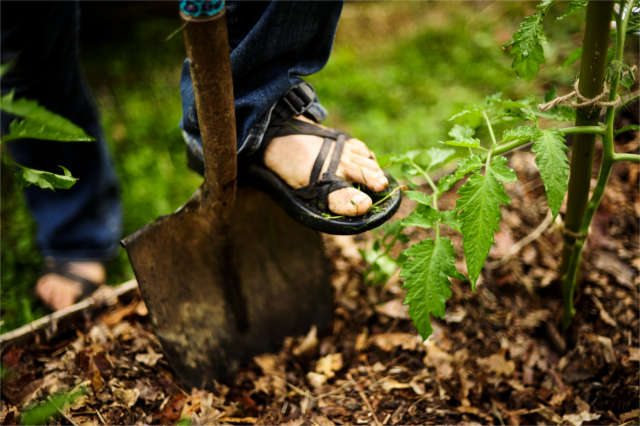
[36,261,105,310]
[263,116,388,216]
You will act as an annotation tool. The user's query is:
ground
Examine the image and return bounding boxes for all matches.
[2,147,638,425]
[1,3,638,424]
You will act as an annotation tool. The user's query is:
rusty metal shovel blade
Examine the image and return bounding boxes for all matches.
[121,7,332,389]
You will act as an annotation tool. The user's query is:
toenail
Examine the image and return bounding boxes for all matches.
[352,193,368,204]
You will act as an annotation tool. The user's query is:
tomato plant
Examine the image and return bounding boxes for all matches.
[366,0,639,339]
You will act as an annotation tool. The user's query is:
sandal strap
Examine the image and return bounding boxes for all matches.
[43,261,101,300]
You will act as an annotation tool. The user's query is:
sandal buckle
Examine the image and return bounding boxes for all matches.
[280,82,316,116]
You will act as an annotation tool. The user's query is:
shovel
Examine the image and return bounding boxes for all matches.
[121,3,332,388]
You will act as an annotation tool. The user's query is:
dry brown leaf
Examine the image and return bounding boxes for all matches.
[293,326,318,357]
[477,352,516,376]
[562,411,601,426]
[591,296,618,327]
[444,306,466,323]
[253,354,280,376]
[629,347,640,362]
[423,341,455,379]
[370,333,419,352]
[307,372,327,389]
[516,309,551,329]
[354,329,369,352]
[620,408,640,422]
[549,389,570,406]
[315,353,343,378]
[374,299,410,319]
[113,387,140,408]
[596,336,616,364]
[135,347,163,367]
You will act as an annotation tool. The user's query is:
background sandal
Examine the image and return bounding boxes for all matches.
[242,117,402,235]
[36,260,104,310]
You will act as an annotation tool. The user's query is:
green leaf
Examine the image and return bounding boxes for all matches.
[531,129,568,218]
[402,204,440,229]
[1,92,94,142]
[424,147,456,170]
[501,125,540,143]
[557,0,588,20]
[400,237,459,339]
[503,1,551,80]
[561,47,583,68]
[405,190,432,205]
[361,247,399,286]
[20,388,86,425]
[437,154,483,193]
[627,7,639,34]
[456,157,514,287]
[443,124,481,148]
[0,60,14,78]
[3,153,78,190]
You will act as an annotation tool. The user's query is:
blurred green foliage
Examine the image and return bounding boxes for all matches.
[1,2,584,332]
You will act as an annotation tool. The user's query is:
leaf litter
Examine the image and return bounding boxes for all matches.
[1,150,638,425]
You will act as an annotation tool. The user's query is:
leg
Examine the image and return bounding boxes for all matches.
[1,2,121,309]
[180,1,389,219]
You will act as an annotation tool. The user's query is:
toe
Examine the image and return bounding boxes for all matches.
[328,187,372,216]
[339,139,389,192]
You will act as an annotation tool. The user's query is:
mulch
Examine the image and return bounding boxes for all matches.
[2,145,638,425]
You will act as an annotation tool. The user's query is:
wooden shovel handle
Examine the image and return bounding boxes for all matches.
[181,4,236,220]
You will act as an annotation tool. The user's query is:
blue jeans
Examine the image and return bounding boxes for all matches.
[2,1,343,262]
[2,2,122,261]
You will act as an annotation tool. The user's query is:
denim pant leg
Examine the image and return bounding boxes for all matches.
[1,2,122,262]
[180,1,343,158]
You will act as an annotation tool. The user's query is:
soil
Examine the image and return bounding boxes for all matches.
[1,143,639,425]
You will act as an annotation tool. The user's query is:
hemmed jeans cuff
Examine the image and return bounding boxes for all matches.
[42,243,120,263]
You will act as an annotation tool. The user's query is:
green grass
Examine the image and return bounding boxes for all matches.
[1,2,583,332]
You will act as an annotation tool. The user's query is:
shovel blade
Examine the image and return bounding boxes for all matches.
[122,187,331,388]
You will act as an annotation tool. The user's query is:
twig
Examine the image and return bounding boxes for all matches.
[96,410,107,425]
[487,210,554,268]
[347,373,382,426]
[0,280,139,349]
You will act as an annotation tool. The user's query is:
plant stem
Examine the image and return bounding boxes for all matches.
[491,126,605,157]
[560,0,632,328]
[613,153,640,162]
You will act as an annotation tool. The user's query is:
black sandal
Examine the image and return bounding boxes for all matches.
[185,82,401,235]
[36,260,103,310]
[242,117,401,235]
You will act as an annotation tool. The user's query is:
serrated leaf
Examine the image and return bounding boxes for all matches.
[1,92,94,142]
[449,107,484,128]
[402,205,440,229]
[501,125,540,143]
[490,156,517,183]
[405,190,431,205]
[17,163,77,190]
[627,7,639,34]
[424,147,455,170]
[531,129,568,218]
[440,209,461,233]
[557,0,588,20]
[437,154,483,193]
[400,237,458,339]
[443,124,481,149]
[503,5,548,80]
[456,158,513,287]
